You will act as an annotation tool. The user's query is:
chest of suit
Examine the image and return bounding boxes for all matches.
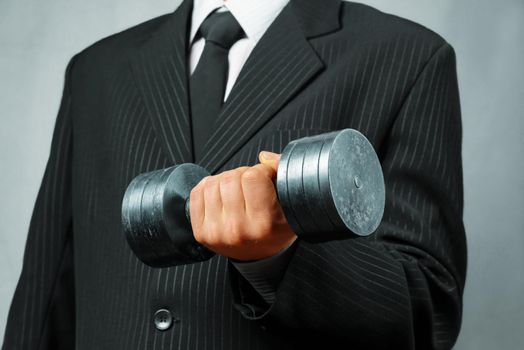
[66,1,432,347]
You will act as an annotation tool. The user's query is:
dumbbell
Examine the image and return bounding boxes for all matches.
[121,128,385,267]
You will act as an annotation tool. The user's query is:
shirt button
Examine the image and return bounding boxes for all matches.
[153,308,173,331]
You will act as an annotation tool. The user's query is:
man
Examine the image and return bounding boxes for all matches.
[2,0,467,349]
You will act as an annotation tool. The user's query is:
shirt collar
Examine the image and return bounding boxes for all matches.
[190,0,290,45]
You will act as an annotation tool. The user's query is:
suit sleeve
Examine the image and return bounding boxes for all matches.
[2,56,77,350]
[228,42,467,349]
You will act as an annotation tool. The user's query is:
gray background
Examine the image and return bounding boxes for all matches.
[1,0,523,348]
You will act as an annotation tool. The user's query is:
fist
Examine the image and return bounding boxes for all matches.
[189,151,297,261]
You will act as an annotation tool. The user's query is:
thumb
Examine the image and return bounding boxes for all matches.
[258,151,281,172]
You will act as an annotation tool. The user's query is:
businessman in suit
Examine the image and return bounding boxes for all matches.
[2,0,467,349]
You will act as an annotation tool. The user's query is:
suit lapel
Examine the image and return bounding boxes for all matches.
[199,0,341,174]
[129,0,341,172]
[130,0,194,165]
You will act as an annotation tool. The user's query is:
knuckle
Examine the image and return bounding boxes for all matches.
[252,217,273,237]
[236,166,250,173]
[220,170,238,185]
[193,222,209,243]
[190,186,200,201]
[228,218,244,238]
[191,182,202,195]
[205,235,219,247]
[225,232,243,246]
[205,175,218,187]
[198,176,209,187]
[201,232,217,247]
[253,164,271,177]
[241,168,261,183]
[193,228,204,244]
[252,164,267,172]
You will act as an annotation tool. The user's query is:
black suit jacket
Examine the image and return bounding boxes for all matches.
[2,0,467,349]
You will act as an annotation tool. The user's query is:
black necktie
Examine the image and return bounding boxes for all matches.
[189,10,245,162]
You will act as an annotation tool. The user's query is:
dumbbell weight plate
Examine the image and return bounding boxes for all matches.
[284,140,321,236]
[278,128,385,242]
[317,132,354,238]
[322,129,384,237]
[122,163,214,267]
[278,130,343,240]
[275,141,304,239]
[277,134,340,241]
[276,130,339,237]
[140,168,180,264]
[300,135,339,234]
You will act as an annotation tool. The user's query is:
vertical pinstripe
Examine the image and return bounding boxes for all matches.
[2,0,466,349]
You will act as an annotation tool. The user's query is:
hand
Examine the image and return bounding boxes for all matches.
[189,151,297,261]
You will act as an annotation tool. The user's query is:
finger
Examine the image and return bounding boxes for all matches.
[189,176,206,236]
[241,166,279,216]
[203,175,222,231]
[258,151,281,176]
[250,163,278,184]
[218,168,247,218]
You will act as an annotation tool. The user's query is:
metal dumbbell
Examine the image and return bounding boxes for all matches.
[121,128,385,267]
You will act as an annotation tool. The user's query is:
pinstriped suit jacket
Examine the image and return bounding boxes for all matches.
[2,0,467,349]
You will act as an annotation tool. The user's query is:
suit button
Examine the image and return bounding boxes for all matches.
[153,308,173,331]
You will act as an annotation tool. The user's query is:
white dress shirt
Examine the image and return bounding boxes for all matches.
[189,0,289,101]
